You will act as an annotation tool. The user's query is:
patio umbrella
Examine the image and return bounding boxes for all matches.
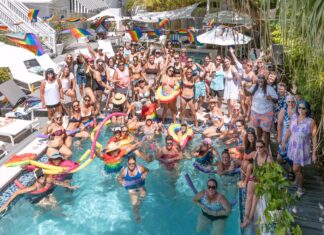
[197,26,251,46]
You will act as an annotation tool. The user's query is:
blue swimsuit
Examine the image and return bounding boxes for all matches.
[124,166,145,190]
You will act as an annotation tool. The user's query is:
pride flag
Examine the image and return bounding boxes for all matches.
[158,18,169,28]
[128,27,142,42]
[64,28,92,39]
[65,17,80,22]
[178,29,188,35]
[0,25,8,31]
[28,9,39,22]
[95,16,109,32]
[187,31,195,43]
[42,15,55,22]
[209,18,215,28]
[7,33,45,56]
[147,29,160,37]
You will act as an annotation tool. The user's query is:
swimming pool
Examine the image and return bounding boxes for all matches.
[0,128,241,235]
[188,51,210,64]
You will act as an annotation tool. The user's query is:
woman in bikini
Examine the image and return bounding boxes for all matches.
[45,112,72,159]
[80,95,96,126]
[129,56,143,89]
[237,128,257,188]
[241,139,272,228]
[133,79,153,118]
[180,68,198,128]
[65,100,90,148]
[59,66,76,101]
[203,99,224,138]
[240,60,257,121]
[143,55,160,87]
[160,66,178,123]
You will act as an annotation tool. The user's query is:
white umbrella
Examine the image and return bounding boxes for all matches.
[197,27,251,46]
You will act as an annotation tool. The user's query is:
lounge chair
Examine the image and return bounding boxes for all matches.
[0,117,38,146]
[0,79,45,120]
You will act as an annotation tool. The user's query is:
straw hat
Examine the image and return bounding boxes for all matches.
[105,142,120,152]
[112,93,126,105]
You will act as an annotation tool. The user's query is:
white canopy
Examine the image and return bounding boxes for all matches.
[131,3,199,23]
[203,11,253,25]
[197,26,252,46]
[87,8,128,21]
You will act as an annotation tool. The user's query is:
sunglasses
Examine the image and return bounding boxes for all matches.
[166,142,173,145]
[236,125,243,128]
[128,162,136,166]
[247,64,253,67]
[122,130,128,132]
[187,61,193,63]
[84,99,90,102]
[256,145,264,149]
[298,106,306,110]
[168,70,174,72]
[287,101,295,103]
[73,104,79,108]
[216,58,222,61]
[119,64,125,66]
[207,185,216,189]
[210,102,216,104]
[175,57,179,59]
[56,117,62,120]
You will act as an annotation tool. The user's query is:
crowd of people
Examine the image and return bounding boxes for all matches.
[1,39,318,234]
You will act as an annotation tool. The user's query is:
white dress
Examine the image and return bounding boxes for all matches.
[224,66,239,100]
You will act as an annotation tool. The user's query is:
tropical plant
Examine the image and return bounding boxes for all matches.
[254,162,303,235]
[0,67,11,84]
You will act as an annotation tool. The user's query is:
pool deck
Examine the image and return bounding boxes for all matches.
[292,165,324,235]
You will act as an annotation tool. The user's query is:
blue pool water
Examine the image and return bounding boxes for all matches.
[0,128,241,235]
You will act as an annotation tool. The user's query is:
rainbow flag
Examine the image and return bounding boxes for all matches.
[28,9,39,22]
[68,28,91,39]
[80,17,88,22]
[147,29,160,37]
[209,18,215,28]
[178,29,188,35]
[95,16,109,32]
[66,17,80,22]
[7,33,45,56]
[158,18,169,28]
[128,27,142,42]
[187,31,195,43]
[0,25,9,31]
[42,15,55,22]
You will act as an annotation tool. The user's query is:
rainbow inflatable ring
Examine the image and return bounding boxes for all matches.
[155,83,180,104]
[167,123,194,149]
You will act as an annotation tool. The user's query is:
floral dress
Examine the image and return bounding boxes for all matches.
[278,105,290,158]
[287,114,312,166]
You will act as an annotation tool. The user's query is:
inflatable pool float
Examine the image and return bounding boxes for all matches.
[155,83,180,104]
[167,123,194,149]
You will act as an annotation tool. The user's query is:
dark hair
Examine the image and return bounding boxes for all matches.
[251,75,267,96]
[127,155,136,162]
[45,68,55,79]
[296,100,311,117]
[236,120,244,126]
[166,135,173,141]
[277,82,287,90]
[207,178,217,188]
[245,129,256,153]
[205,55,211,60]
[256,139,265,147]
[84,95,91,101]
[221,150,230,157]
[167,66,175,72]
[181,123,187,127]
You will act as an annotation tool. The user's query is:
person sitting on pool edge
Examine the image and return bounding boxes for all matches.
[217,150,236,176]
[118,155,149,223]
[0,169,78,213]
[191,138,219,166]
[156,135,183,170]
[193,179,231,235]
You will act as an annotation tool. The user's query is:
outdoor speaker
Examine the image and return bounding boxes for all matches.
[272,44,284,65]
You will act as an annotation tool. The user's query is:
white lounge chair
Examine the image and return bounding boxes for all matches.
[0,117,38,146]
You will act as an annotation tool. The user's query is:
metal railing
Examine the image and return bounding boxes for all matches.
[0,0,56,53]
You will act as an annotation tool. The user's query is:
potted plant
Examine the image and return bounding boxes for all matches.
[254,162,303,235]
